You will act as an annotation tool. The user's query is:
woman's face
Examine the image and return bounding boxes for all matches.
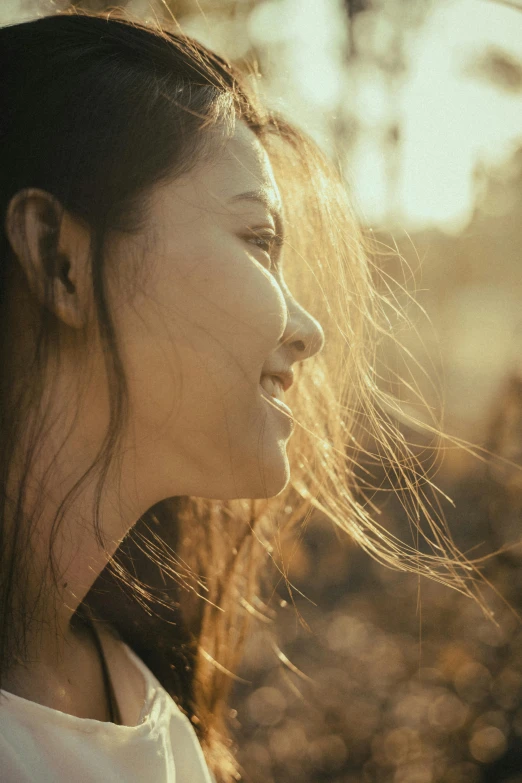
[104,121,325,504]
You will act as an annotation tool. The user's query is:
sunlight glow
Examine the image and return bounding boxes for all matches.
[394,0,522,232]
[2,0,521,234]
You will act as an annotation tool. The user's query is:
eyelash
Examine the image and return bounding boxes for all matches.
[245,231,284,270]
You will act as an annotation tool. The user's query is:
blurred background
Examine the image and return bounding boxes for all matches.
[3,0,522,781]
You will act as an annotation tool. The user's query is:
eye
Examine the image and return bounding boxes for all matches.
[244,230,284,270]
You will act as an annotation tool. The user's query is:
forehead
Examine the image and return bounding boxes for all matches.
[141,121,284,238]
[194,121,282,209]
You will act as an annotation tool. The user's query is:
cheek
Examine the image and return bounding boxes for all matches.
[107,240,292,497]
[154,242,287,364]
[112,242,288,424]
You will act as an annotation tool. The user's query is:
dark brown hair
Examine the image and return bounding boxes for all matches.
[0,12,267,778]
[0,10,483,782]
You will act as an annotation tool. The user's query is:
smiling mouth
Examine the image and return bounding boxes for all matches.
[260,374,285,400]
[259,375,294,419]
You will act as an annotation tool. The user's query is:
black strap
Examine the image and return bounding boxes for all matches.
[87,618,122,726]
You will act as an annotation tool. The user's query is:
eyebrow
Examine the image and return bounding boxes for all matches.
[228,189,285,239]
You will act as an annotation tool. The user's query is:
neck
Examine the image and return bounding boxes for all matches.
[3,607,116,722]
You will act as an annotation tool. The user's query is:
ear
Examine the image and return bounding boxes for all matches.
[5,188,93,329]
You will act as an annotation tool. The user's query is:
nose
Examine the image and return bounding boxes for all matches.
[282,298,325,363]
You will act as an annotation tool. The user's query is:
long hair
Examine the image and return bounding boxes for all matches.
[0,9,484,782]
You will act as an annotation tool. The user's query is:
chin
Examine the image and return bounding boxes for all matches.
[250,476,289,500]
[216,441,290,500]
[248,449,291,500]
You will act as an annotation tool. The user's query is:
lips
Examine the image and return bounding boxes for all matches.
[260,374,285,401]
[259,368,294,393]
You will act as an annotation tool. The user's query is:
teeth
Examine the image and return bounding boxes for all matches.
[260,375,284,400]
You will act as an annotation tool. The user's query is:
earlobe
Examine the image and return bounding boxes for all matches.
[5,188,91,329]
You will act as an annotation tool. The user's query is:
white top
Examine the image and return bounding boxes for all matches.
[0,629,216,783]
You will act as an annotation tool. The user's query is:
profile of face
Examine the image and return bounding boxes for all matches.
[105,121,325,505]
[11,121,325,530]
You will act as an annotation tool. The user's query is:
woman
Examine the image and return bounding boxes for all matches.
[0,9,478,783]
